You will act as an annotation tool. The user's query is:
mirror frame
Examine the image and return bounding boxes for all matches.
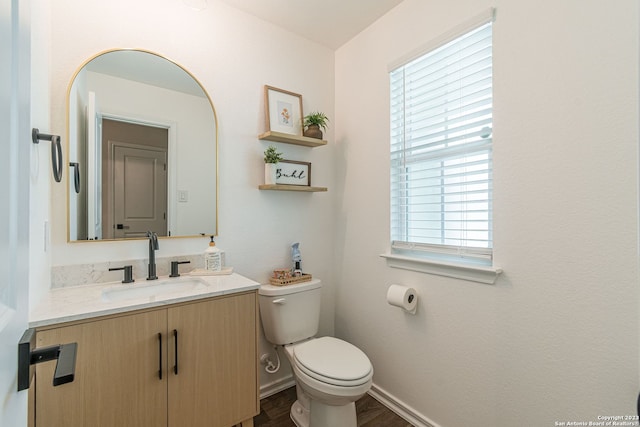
[66,48,219,243]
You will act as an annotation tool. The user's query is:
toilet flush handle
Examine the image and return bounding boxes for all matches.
[272,298,286,305]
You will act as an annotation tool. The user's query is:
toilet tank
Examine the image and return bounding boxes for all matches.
[259,279,322,345]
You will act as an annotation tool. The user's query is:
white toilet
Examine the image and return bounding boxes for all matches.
[259,279,373,427]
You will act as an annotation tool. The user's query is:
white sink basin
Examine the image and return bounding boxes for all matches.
[102,277,209,302]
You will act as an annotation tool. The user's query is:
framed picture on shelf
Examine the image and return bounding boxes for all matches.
[276,160,311,186]
[264,85,303,136]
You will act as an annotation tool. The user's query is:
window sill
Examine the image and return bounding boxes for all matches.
[380,253,502,285]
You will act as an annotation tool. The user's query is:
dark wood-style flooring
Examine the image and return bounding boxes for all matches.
[253,386,413,427]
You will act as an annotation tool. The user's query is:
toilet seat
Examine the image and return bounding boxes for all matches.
[292,337,372,387]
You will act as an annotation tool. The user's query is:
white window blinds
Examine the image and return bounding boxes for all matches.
[390,19,493,262]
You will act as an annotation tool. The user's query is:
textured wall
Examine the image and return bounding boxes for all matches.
[334,0,639,425]
[39,0,336,392]
[34,0,640,423]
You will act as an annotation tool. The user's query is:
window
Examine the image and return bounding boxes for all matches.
[390,17,493,265]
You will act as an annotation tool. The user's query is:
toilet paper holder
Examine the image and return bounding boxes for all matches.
[386,284,418,314]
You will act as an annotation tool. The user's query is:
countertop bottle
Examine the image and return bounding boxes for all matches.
[204,236,222,271]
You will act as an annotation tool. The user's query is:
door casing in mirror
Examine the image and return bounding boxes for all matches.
[66,49,218,242]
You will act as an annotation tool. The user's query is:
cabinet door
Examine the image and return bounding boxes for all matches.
[35,310,168,427]
[167,292,258,427]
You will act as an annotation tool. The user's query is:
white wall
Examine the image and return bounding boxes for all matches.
[335,0,639,426]
[35,0,640,424]
[29,0,52,307]
[41,0,336,390]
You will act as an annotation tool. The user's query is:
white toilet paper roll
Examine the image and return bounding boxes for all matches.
[386,284,418,314]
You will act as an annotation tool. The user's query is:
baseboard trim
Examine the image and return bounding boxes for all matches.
[368,383,440,427]
[259,377,439,427]
[259,375,295,400]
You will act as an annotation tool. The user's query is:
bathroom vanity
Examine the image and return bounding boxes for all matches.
[29,274,260,427]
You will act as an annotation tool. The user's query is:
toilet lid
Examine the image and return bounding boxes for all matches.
[293,337,372,384]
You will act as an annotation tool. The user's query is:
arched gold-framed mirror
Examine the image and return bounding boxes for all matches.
[66,49,218,242]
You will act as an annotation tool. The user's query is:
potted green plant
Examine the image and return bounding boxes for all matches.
[264,145,283,185]
[303,111,329,139]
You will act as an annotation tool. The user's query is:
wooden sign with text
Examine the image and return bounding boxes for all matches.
[276,160,311,186]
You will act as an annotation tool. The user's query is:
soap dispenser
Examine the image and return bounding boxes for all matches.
[204,236,222,271]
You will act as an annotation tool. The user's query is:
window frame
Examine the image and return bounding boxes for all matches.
[383,9,502,284]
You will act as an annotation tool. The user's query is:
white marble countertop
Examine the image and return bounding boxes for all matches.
[30,272,260,328]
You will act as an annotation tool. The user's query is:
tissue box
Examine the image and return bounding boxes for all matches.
[272,269,292,280]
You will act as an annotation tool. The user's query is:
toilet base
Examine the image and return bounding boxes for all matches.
[290,398,357,427]
[310,400,357,427]
[290,400,309,427]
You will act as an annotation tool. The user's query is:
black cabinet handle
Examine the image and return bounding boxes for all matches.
[158,333,162,380]
[173,329,178,375]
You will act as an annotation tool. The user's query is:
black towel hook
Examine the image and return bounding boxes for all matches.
[32,128,63,183]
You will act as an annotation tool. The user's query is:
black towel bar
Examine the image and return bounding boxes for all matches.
[69,162,80,193]
[32,128,63,183]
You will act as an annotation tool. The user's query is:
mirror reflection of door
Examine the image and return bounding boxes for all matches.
[102,119,168,239]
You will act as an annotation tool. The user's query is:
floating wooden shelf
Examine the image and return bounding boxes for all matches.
[259,184,327,192]
[258,131,327,148]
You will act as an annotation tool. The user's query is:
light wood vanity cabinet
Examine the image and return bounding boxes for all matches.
[167,292,258,427]
[34,291,259,427]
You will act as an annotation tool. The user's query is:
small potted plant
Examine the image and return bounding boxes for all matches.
[264,145,283,185]
[303,111,329,139]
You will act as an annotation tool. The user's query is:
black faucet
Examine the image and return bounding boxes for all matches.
[108,265,135,284]
[146,231,159,280]
[170,260,191,278]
